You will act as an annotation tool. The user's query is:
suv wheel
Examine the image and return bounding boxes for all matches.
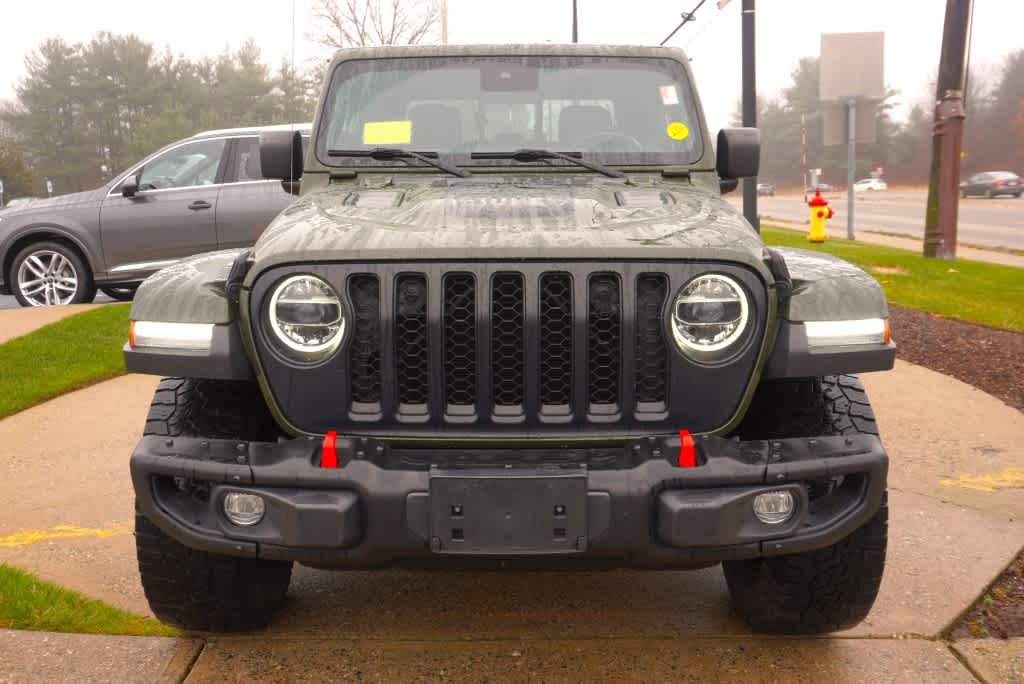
[135,377,291,631]
[723,375,887,633]
[11,241,96,307]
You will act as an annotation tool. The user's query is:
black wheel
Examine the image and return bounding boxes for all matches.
[10,241,96,307]
[724,375,887,634]
[985,188,994,199]
[100,285,138,301]
[135,377,290,632]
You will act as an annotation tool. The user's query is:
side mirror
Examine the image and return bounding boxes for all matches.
[260,129,304,183]
[716,128,760,194]
[121,172,140,198]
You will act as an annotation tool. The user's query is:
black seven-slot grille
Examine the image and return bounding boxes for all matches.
[347,269,666,422]
[251,262,766,436]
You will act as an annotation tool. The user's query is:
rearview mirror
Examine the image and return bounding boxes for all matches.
[260,129,304,183]
[716,128,760,194]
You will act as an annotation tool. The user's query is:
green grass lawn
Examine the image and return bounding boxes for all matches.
[0,564,178,636]
[762,225,1024,332]
[0,304,129,419]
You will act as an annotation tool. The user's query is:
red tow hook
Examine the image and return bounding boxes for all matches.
[677,429,696,468]
[321,430,339,469]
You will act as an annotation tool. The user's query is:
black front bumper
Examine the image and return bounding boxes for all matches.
[131,433,887,569]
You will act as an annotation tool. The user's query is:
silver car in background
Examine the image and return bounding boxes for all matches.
[0,124,310,306]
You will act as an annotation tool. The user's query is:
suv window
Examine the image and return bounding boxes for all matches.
[230,134,312,183]
[318,56,704,168]
[138,139,226,191]
[233,137,264,182]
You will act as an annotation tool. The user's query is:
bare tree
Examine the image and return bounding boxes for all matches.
[309,0,439,49]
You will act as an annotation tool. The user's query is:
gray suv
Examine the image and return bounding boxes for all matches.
[0,124,310,306]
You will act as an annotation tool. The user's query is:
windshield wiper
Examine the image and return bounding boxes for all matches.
[327,147,472,178]
[470,148,627,180]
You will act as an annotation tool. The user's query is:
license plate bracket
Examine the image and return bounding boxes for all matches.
[428,465,588,555]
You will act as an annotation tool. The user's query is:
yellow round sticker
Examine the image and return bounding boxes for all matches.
[667,121,689,141]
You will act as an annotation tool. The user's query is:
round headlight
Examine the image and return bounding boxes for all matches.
[671,274,749,357]
[268,275,344,360]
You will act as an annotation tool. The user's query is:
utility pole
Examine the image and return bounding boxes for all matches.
[741,0,758,231]
[572,0,578,43]
[923,0,972,259]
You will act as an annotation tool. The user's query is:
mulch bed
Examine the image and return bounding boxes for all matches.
[891,305,1024,639]
[888,305,1024,412]
[949,552,1024,639]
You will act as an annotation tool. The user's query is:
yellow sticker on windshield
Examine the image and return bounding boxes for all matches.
[666,121,689,141]
[363,121,412,145]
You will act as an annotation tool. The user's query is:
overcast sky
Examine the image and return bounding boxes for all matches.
[1,0,1020,132]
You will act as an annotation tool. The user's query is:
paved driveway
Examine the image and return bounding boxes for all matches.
[0,360,1021,681]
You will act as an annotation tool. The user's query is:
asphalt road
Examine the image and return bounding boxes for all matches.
[733,190,1024,250]
[1,189,1017,311]
[0,292,115,310]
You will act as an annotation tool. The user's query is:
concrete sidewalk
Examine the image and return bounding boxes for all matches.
[0,630,201,684]
[0,362,1021,681]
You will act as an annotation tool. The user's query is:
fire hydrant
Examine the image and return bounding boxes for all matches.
[807,189,833,242]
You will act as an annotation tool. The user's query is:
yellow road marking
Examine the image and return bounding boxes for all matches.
[941,467,1024,493]
[0,522,131,548]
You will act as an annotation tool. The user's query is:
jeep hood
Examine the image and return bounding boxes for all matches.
[250,175,769,277]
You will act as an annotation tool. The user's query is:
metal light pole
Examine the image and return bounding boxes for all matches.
[800,111,807,201]
[923,0,973,259]
[741,0,758,231]
[572,0,578,43]
[846,97,856,239]
[440,0,448,45]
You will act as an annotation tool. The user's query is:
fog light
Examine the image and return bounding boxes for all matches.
[223,492,265,526]
[752,490,795,525]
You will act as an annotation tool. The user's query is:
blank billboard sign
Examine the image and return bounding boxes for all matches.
[820,32,885,102]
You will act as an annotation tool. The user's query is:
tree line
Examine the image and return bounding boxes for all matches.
[0,33,320,197]
[1,18,1020,200]
[0,0,440,201]
[746,50,1024,189]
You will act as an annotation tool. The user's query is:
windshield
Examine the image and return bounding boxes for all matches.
[316,56,705,170]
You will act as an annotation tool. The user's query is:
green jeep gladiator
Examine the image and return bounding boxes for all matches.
[125,44,895,634]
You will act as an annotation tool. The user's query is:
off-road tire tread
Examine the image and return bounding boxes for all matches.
[143,377,280,441]
[135,513,291,632]
[724,374,887,634]
[136,377,290,632]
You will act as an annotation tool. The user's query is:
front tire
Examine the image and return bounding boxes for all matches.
[11,241,96,307]
[724,375,888,633]
[100,285,138,301]
[135,377,290,631]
